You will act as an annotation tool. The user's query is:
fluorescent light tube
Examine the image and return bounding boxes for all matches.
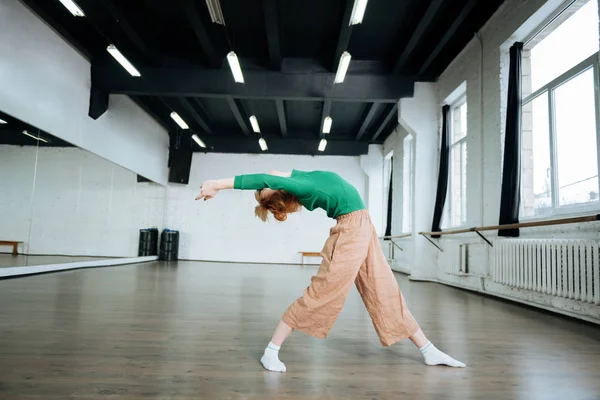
[0,118,6,124]
[170,112,189,129]
[249,115,261,133]
[334,52,351,84]
[349,0,368,25]
[59,0,85,17]
[318,139,327,152]
[205,0,225,25]
[226,51,245,83]
[22,130,48,143]
[192,134,207,148]
[106,45,141,77]
[259,138,268,151]
[323,116,333,134]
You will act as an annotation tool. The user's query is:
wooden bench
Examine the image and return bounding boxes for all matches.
[299,251,322,266]
[0,241,23,256]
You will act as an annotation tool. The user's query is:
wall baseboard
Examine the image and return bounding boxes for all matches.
[0,256,157,279]
[409,275,600,325]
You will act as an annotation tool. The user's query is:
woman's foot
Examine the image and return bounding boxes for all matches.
[261,342,287,372]
[420,342,466,368]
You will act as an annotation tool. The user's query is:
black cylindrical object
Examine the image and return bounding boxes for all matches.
[162,230,179,244]
[159,229,179,261]
[139,228,159,257]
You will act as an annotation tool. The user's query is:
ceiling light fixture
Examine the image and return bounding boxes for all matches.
[170,112,189,129]
[249,115,261,133]
[22,130,49,143]
[192,134,207,148]
[226,51,245,83]
[0,118,7,124]
[205,0,225,25]
[334,52,351,84]
[259,138,268,151]
[59,0,85,17]
[322,116,333,134]
[318,139,327,152]
[349,0,368,25]
[107,45,141,77]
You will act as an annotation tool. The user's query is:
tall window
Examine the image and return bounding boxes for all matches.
[443,96,468,227]
[402,135,413,233]
[521,0,600,218]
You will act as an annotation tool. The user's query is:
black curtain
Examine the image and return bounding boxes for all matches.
[431,105,451,238]
[384,157,393,237]
[499,42,524,237]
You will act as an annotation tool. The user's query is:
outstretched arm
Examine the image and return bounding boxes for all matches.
[196,170,301,201]
[195,178,233,201]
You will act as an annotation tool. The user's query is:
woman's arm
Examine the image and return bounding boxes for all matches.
[196,171,307,201]
[195,178,234,201]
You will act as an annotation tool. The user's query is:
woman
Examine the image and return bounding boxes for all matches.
[196,169,465,372]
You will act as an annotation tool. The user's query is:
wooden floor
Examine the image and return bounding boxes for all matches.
[0,261,599,400]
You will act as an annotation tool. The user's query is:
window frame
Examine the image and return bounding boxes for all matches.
[521,52,600,219]
[444,95,468,228]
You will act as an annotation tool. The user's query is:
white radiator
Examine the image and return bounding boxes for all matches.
[494,239,600,304]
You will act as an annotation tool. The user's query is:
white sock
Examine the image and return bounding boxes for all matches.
[419,342,466,368]
[260,342,286,372]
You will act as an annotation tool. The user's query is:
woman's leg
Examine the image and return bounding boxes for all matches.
[355,223,466,367]
[260,320,294,372]
[261,212,372,372]
[271,320,293,346]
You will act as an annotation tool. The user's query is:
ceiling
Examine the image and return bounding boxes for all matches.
[0,111,73,148]
[21,0,504,155]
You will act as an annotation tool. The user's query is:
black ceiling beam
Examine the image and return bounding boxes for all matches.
[193,136,369,156]
[393,0,444,74]
[418,0,477,76]
[89,87,109,120]
[372,104,398,142]
[263,0,282,70]
[275,100,288,137]
[179,98,213,134]
[355,102,381,140]
[227,97,251,136]
[180,0,221,68]
[332,0,355,71]
[102,0,155,63]
[319,100,332,139]
[93,63,420,102]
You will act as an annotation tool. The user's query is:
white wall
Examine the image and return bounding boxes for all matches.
[165,152,381,264]
[0,145,166,257]
[360,145,386,235]
[389,83,440,280]
[0,0,169,185]
[0,145,37,252]
[383,0,600,323]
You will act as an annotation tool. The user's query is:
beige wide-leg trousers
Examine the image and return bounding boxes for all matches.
[282,210,420,346]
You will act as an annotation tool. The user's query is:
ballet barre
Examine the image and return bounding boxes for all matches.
[419,214,600,251]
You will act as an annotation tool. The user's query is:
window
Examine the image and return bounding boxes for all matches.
[521,0,600,218]
[443,96,468,227]
[402,135,413,233]
[383,150,393,235]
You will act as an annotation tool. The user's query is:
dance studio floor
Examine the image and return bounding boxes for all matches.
[0,261,599,399]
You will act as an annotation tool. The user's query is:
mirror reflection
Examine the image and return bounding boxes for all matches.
[0,111,166,270]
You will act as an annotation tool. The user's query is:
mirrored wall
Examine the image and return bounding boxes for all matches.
[0,111,166,270]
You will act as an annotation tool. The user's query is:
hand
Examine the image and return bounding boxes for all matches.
[196,180,219,201]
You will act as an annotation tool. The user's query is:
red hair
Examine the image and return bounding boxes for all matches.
[254,189,302,222]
